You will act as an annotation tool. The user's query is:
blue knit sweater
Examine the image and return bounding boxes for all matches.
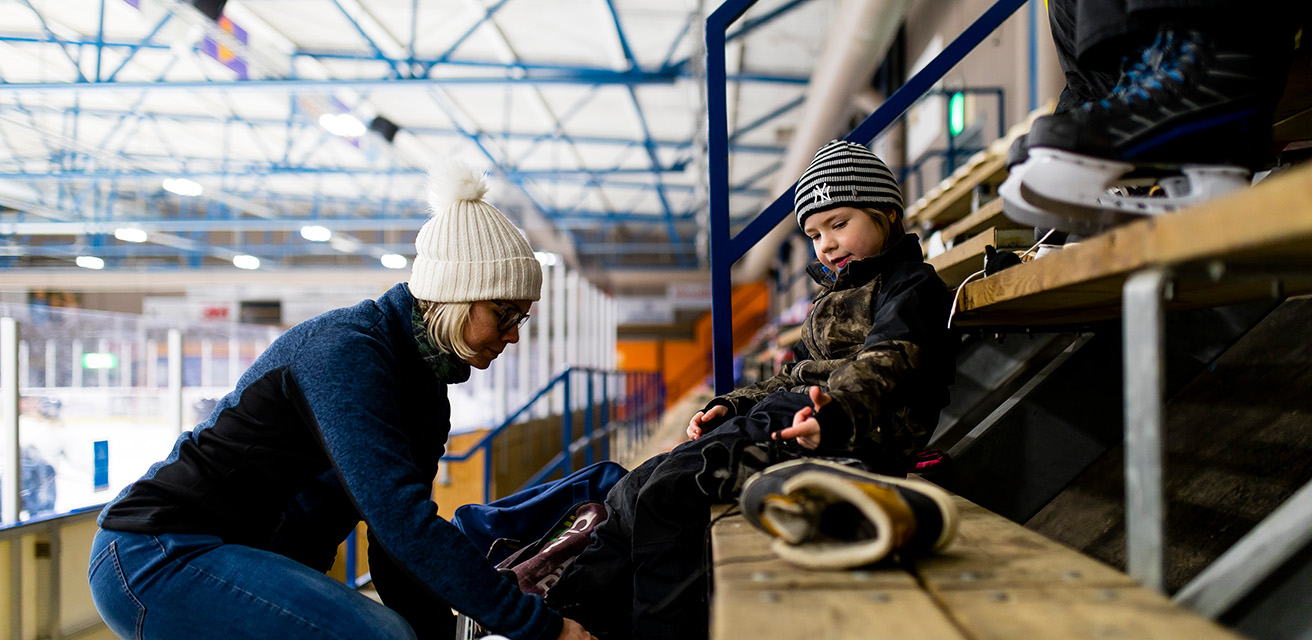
[99,283,562,640]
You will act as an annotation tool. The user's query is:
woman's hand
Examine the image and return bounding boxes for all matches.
[556,617,597,640]
[687,405,728,441]
[776,386,830,449]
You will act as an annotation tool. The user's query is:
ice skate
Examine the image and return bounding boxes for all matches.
[1002,28,1284,234]
[1002,149,1252,234]
[739,459,959,570]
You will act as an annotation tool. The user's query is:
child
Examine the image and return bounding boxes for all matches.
[547,140,954,640]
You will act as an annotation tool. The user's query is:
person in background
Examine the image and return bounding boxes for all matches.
[88,160,595,640]
[548,140,954,640]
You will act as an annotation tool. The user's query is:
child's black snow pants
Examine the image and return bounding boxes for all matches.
[549,391,816,640]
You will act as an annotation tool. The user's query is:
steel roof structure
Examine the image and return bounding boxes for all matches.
[0,0,836,275]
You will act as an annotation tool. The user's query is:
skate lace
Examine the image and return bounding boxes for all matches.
[1090,30,1198,112]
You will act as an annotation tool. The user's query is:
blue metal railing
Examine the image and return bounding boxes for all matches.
[343,366,666,588]
[2,367,665,591]
[440,366,664,503]
[706,0,1030,394]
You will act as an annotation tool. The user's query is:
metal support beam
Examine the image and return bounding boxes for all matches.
[1123,267,1172,592]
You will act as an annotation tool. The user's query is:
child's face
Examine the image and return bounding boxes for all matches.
[803,206,887,271]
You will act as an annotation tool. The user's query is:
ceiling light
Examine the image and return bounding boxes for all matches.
[114,227,148,243]
[534,251,559,266]
[329,236,360,253]
[232,254,261,270]
[162,178,203,197]
[300,225,332,242]
[380,253,408,269]
[318,113,366,137]
[76,256,105,270]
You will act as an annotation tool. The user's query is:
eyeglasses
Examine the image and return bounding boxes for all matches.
[490,300,531,332]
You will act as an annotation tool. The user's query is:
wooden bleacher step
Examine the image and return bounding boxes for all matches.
[950,162,1312,327]
[711,494,1245,640]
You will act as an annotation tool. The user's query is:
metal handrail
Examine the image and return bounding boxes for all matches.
[706,0,1029,394]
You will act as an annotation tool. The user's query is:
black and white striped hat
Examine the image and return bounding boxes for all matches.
[794,140,903,228]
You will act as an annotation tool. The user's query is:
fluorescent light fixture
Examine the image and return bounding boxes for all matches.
[534,251,559,266]
[114,227,148,243]
[232,254,261,270]
[82,353,118,369]
[76,255,105,269]
[329,236,361,253]
[380,253,408,269]
[300,225,332,242]
[318,113,366,137]
[162,177,203,197]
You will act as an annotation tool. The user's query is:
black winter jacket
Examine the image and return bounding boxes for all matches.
[707,233,953,469]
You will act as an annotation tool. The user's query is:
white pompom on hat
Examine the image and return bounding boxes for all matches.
[408,159,543,303]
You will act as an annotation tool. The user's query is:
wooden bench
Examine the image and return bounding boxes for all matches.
[710,494,1245,639]
[949,163,1312,328]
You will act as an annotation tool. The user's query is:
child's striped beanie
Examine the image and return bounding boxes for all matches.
[794,140,903,228]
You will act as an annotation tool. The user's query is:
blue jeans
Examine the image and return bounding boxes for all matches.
[88,528,417,640]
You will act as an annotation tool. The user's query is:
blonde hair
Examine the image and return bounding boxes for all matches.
[416,300,476,362]
[861,206,904,252]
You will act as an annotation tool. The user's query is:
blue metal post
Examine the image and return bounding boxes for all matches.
[705,0,1029,392]
[600,373,610,461]
[1029,0,1039,113]
[705,1,755,395]
[562,369,573,475]
[482,440,493,504]
[584,370,595,465]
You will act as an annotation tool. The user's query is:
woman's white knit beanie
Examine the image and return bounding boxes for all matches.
[409,159,543,303]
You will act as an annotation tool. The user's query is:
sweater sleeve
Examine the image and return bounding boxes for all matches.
[704,339,814,423]
[367,528,458,640]
[819,266,949,455]
[288,329,562,640]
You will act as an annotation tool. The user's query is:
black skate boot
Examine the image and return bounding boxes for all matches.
[1003,27,1288,233]
[738,459,959,569]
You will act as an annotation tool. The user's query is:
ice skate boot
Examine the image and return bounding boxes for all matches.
[1002,28,1285,234]
[739,459,959,569]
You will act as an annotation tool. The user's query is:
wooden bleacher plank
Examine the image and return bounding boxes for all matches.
[711,510,917,590]
[926,226,1032,289]
[937,586,1245,640]
[713,586,966,639]
[712,513,960,639]
[936,197,1027,246]
[952,163,1312,327]
[710,490,1242,640]
[916,498,1138,591]
[905,153,1008,230]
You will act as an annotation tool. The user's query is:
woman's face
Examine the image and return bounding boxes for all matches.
[462,299,532,369]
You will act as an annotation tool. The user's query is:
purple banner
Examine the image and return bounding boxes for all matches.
[200,16,249,80]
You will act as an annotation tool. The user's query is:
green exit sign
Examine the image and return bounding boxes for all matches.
[949,92,965,137]
[82,353,118,369]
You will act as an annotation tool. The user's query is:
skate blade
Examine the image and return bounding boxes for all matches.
[1000,162,1119,235]
[1013,150,1150,234]
[1011,149,1250,234]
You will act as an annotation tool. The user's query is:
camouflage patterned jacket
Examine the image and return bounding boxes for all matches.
[706,233,953,469]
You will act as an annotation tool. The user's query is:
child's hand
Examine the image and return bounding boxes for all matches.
[687,405,728,441]
[555,618,597,640]
[776,386,831,449]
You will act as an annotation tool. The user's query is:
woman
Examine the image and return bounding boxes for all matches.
[88,161,593,640]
